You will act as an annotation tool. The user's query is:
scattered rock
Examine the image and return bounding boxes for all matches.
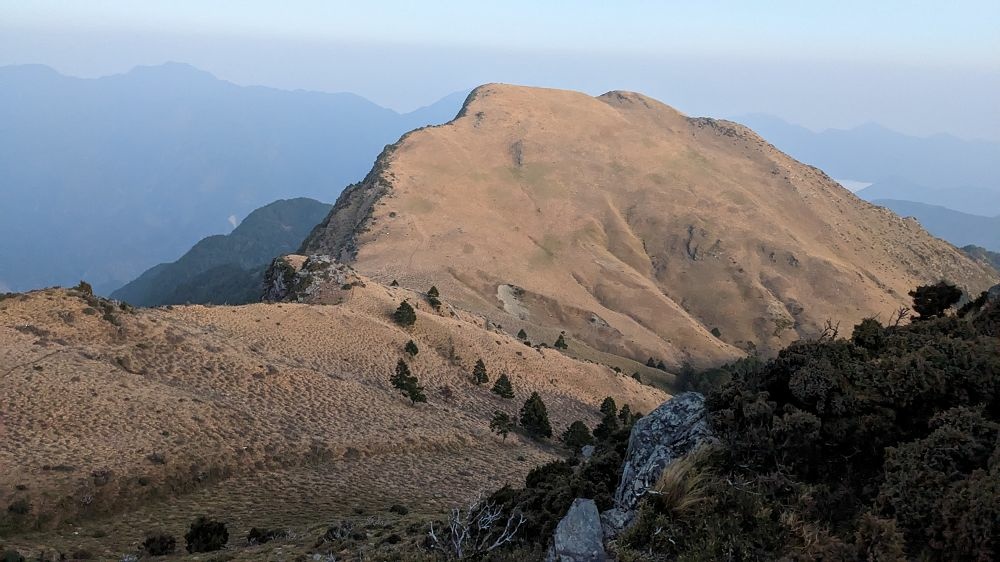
[579,445,595,461]
[601,392,714,537]
[546,498,607,562]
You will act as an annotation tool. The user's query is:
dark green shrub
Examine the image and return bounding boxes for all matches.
[560,421,593,451]
[246,527,287,545]
[143,533,176,556]
[391,360,426,404]
[184,516,228,553]
[1,550,25,562]
[490,411,514,441]
[393,301,416,327]
[553,333,568,349]
[473,359,489,384]
[492,374,514,399]
[7,498,29,515]
[519,392,552,439]
[909,281,962,320]
[389,504,409,515]
[404,340,419,356]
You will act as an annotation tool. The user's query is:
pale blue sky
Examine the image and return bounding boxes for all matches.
[2,1,998,139]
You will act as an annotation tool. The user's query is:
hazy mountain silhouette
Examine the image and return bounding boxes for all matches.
[859,178,1000,217]
[0,63,467,294]
[872,199,1000,252]
[735,114,1000,200]
[111,197,331,306]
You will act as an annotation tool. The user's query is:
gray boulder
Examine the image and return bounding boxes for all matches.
[602,392,714,536]
[546,498,607,562]
[988,283,1000,303]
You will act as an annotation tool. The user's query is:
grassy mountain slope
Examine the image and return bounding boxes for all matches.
[301,84,997,370]
[111,198,331,306]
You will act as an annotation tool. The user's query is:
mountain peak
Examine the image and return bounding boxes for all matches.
[300,84,996,368]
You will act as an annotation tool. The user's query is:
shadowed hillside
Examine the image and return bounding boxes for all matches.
[111,198,331,306]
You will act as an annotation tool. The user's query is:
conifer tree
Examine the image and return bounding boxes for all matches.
[472,358,489,384]
[561,420,594,451]
[554,333,568,349]
[519,392,552,438]
[599,396,618,418]
[594,397,620,441]
[646,357,656,367]
[489,411,514,441]
[492,373,515,399]
[404,339,419,356]
[391,359,426,404]
[517,328,528,340]
[618,404,633,425]
[393,301,416,326]
[427,285,441,309]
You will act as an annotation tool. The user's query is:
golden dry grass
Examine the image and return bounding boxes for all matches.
[0,283,664,558]
[302,84,998,369]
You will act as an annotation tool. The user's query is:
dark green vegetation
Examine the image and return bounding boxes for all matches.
[620,289,1000,560]
[472,359,489,384]
[560,421,594,451]
[491,374,515,399]
[184,516,228,553]
[142,533,176,556]
[393,301,417,327]
[475,286,999,560]
[391,360,427,405]
[404,340,419,356]
[490,411,515,441]
[111,198,331,306]
[518,392,552,439]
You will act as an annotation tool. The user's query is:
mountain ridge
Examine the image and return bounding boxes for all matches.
[300,83,997,369]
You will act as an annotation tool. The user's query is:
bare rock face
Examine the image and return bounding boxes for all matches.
[546,498,608,562]
[988,284,1000,303]
[602,392,714,537]
[262,254,359,302]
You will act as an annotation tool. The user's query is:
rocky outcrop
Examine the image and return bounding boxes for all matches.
[602,392,714,536]
[988,284,1000,303]
[262,254,359,302]
[546,498,607,562]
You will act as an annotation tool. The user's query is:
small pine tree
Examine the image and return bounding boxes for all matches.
[618,404,633,425]
[473,359,489,384]
[404,340,419,356]
[553,333,568,349]
[489,411,514,441]
[656,360,667,371]
[646,357,656,368]
[391,360,426,404]
[561,420,594,451]
[632,371,642,383]
[594,397,620,441]
[492,373,515,399]
[599,396,618,418]
[426,285,442,309]
[390,280,399,287]
[393,301,417,327]
[520,392,552,438]
[517,328,528,340]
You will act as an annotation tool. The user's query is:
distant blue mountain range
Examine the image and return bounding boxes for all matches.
[0,62,468,294]
[734,114,1000,195]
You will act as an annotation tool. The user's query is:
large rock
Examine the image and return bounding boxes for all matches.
[546,498,608,562]
[262,254,359,302]
[988,284,1000,303]
[602,392,714,537]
